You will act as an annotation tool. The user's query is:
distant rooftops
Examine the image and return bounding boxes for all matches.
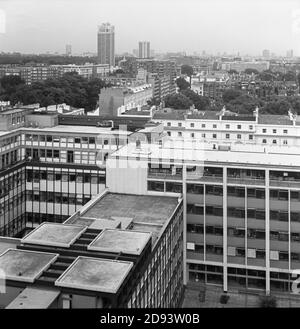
[153,107,298,125]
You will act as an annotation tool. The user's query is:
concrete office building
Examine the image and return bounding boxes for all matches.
[262,49,270,58]
[139,41,151,59]
[98,84,153,116]
[0,189,184,308]
[97,23,115,66]
[0,106,131,238]
[66,44,72,56]
[52,64,111,79]
[4,101,300,298]
[104,138,300,295]
[221,61,270,73]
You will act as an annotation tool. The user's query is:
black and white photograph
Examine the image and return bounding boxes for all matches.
[0,0,300,322]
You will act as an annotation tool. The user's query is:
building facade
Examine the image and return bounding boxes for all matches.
[97,23,115,67]
[138,41,151,59]
[105,128,300,295]
[0,107,130,238]
[0,190,184,309]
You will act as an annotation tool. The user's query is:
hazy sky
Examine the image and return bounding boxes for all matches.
[0,0,300,56]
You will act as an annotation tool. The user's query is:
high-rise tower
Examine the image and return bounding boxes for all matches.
[138,41,151,58]
[97,23,115,66]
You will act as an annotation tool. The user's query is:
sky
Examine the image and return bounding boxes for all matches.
[0,0,299,56]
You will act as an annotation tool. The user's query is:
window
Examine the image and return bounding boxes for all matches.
[249,125,253,130]
[201,124,206,128]
[262,139,267,144]
[46,150,52,158]
[187,204,204,215]
[249,135,253,140]
[167,122,171,126]
[283,129,288,134]
[166,182,182,193]
[178,132,182,137]
[212,134,217,139]
[237,134,241,139]
[190,123,194,128]
[187,184,204,194]
[283,140,288,145]
[273,129,277,133]
[226,134,230,139]
[148,181,164,192]
[237,125,241,129]
[262,129,267,133]
[187,224,203,234]
[178,123,182,127]
[195,244,204,253]
[226,124,230,129]
[53,150,60,158]
[201,133,206,138]
[272,140,277,144]
[213,124,217,129]
[191,133,195,138]
[67,151,74,163]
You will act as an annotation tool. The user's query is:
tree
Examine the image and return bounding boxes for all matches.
[181,89,210,111]
[147,98,161,107]
[176,77,190,91]
[222,89,243,103]
[2,72,109,111]
[181,65,193,86]
[262,98,291,115]
[228,69,238,75]
[0,75,25,94]
[163,93,193,109]
[227,94,260,114]
[258,70,276,81]
[244,68,259,75]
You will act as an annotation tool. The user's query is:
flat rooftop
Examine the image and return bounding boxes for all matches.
[6,287,60,309]
[0,249,58,283]
[82,193,179,226]
[66,217,121,230]
[88,229,151,256]
[21,223,87,248]
[110,141,300,169]
[21,125,131,135]
[0,237,20,255]
[55,256,133,294]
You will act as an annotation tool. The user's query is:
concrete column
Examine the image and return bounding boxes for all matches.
[223,166,228,292]
[265,169,270,295]
[183,164,187,285]
[96,296,103,308]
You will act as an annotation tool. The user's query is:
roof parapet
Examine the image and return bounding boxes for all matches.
[253,106,259,123]
[219,106,226,121]
[288,108,297,126]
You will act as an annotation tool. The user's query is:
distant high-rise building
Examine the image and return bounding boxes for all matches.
[133,49,139,57]
[66,44,72,56]
[138,41,150,58]
[97,23,115,66]
[286,49,294,58]
[262,49,270,58]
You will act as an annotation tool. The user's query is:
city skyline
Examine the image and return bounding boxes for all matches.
[0,0,299,56]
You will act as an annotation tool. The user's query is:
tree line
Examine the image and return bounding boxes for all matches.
[0,72,109,111]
